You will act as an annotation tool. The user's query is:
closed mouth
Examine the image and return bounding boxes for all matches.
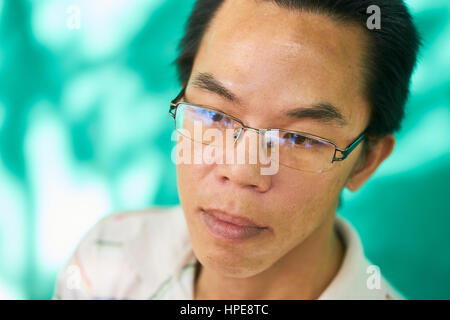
[201,208,266,229]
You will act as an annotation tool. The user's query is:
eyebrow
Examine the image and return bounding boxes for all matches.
[191,72,348,127]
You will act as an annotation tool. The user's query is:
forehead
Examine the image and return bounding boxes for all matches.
[190,0,370,132]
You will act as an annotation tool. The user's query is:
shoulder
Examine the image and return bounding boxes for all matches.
[53,205,188,300]
[87,205,186,244]
[319,215,407,300]
[360,256,407,300]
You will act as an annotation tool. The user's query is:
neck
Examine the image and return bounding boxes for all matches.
[193,211,345,300]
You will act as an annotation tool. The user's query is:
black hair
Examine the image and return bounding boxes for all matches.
[172,0,421,210]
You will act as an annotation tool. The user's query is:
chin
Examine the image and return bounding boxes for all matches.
[184,203,277,277]
[200,251,270,279]
[192,235,274,279]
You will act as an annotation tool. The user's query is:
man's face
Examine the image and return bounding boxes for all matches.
[176,0,371,277]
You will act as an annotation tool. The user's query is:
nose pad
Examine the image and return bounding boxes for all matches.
[231,128,270,162]
[232,128,243,144]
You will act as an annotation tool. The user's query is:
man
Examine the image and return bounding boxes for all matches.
[53,0,420,300]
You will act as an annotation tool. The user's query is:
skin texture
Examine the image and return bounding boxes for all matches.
[176,0,395,299]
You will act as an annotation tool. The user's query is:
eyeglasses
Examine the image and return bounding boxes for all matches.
[169,87,367,173]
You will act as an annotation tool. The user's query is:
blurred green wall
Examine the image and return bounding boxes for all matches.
[0,0,448,299]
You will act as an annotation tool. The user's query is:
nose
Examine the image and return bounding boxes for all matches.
[214,129,272,193]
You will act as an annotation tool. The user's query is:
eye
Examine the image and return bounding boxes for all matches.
[201,109,224,122]
[283,132,319,147]
[210,112,224,122]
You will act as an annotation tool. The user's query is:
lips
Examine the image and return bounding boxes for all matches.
[201,208,266,228]
[199,208,268,242]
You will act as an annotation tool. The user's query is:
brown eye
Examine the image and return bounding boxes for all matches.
[211,113,224,122]
[199,109,224,122]
[283,132,319,147]
[294,135,308,145]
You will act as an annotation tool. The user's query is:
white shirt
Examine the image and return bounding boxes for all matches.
[52,205,406,300]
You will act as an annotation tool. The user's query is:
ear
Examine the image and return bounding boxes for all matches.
[345,134,395,192]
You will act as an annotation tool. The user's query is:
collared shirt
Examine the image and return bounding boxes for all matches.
[52,205,406,300]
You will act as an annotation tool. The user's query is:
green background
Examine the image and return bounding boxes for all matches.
[0,0,449,299]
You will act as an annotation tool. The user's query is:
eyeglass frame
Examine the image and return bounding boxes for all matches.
[169,86,367,165]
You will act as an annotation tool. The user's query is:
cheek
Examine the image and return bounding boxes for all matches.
[177,163,206,206]
[176,161,216,227]
[273,170,337,214]
[176,163,207,244]
[175,134,213,195]
[268,169,343,243]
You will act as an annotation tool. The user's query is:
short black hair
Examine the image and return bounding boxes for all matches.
[173,0,422,211]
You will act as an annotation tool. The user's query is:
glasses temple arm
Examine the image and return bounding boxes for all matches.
[169,87,186,117]
[333,132,367,161]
